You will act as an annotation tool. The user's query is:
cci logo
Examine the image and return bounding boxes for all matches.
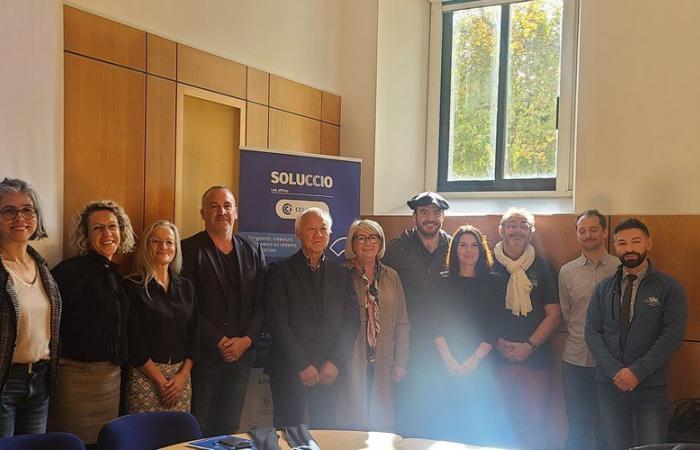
[275,199,329,220]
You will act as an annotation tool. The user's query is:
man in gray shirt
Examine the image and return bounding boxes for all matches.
[558,209,619,450]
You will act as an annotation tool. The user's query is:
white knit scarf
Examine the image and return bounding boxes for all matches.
[494,242,536,317]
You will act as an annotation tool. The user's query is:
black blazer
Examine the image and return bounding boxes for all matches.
[181,231,266,367]
[264,250,359,382]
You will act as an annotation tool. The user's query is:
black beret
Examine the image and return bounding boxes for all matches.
[406,192,450,210]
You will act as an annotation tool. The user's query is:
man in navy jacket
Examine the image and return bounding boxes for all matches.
[586,218,686,450]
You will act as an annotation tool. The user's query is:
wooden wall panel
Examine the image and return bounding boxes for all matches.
[321,91,341,125]
[247,102,269,148]
[270,75,322,119]
[668,342,700,402]
[177,44,246,99]
[64,5,146,71]
[320,123,340,156]
[145,75,176,227]
[64,53,145,256]
[269,109,320,153]
[147,34,176,80]
[247,67,269,105]
[610,216,700,340]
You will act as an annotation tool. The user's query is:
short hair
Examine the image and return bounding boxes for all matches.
[69,199,136,256]
[130,220,182,290]
[294,207,333,235]
[614,218,649,237]
[446,224,494,277]
[0,178,48,241]
[345,219,386,260]
[201,185,235,207]
[576,209,607,229]
[500,207,536,232]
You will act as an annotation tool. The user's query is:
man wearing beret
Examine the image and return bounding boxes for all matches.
[383,191,450,437]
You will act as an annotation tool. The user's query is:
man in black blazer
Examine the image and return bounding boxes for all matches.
[181,186,266,436]
[265,207,358,428]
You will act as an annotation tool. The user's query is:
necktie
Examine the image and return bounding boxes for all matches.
[619,274,637,351]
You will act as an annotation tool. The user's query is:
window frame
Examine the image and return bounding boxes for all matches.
[431,0,579,195]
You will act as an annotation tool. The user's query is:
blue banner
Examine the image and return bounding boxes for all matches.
[237,148,361,263]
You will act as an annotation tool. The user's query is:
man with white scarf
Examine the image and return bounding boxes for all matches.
[492,207,560,449]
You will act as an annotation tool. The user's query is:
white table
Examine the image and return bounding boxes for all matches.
[159,429,506,450]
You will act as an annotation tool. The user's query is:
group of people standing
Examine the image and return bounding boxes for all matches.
[0,177,688,450]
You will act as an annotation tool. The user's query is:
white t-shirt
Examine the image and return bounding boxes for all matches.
[9,263,51,363]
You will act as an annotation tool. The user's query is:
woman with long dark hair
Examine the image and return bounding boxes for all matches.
[431,224,507,445]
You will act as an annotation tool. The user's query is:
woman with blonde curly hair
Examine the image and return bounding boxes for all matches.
[48,200,135,446]
[125,220,199,413]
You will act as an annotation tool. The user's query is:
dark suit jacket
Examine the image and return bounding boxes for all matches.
[264,250,359,382]
[181,231,266,368]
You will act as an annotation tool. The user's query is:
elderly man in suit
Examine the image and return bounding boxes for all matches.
[181,185,266,436]
[265,207,358,428]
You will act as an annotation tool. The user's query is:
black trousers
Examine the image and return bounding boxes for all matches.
[269,376,339,429]
[191,357,252,437]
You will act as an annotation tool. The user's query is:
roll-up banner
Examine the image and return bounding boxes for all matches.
[237,147,362,263]
[237,147,361,429]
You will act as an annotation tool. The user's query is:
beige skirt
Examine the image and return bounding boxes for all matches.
[126,361,191,414]
[47,358,121,445]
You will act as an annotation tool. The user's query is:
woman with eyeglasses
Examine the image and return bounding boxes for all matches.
[48,200,135,446]
[431,225,507,445]
[125,220,199,413]
[336,219,409,431]
[0,178,61,437]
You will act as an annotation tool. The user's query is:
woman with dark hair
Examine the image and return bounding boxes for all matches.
[125,219,199,413]
[48,199,135,446]
[431,224,506,445]
[0,178,61,437]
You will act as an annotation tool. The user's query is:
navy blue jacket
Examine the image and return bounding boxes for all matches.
[585,262,686,387]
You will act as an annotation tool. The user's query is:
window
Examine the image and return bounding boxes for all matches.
[437,0,577,192]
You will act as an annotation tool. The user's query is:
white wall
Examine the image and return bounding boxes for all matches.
[0,0,63,265]
[373,0,431,214]
[338,0,379,215]
[574,0,700,213]
[65,0,342,93]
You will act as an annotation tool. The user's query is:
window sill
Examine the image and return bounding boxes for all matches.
[379,191,573,215]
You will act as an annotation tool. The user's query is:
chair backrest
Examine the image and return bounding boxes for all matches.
[0,432,85,450]
[97,411,203,450]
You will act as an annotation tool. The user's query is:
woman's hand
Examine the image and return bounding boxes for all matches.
[161,372,188,408]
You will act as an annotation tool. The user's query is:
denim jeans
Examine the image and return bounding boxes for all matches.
[597,381,668,450]
[191,356,252,437]
[0,362,50,437]
[562,362,603,450]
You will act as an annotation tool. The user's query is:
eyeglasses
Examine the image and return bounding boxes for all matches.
[502,221,532,231]
[354,234,380,244]
[0,206,36,221]
[148,239,175,248]
[91,224,121,235]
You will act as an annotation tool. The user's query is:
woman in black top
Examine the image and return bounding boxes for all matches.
[125,220,199,413]
[431,225,508,445]
[48,200,135,446]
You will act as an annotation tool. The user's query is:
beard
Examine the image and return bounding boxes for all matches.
[416,221,440,238]
[619,251,646,268]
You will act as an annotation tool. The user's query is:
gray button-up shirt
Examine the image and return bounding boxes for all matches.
[559,251,620,367]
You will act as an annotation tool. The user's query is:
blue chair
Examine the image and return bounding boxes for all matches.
[97,411,202,450]
[0,432,85,450]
